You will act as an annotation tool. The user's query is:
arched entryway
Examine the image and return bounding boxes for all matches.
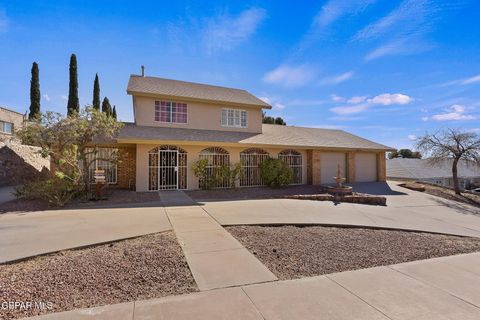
[240,148,270,187]
[198,147,231,189]
[148,145,187,190]
[278,149,303,184]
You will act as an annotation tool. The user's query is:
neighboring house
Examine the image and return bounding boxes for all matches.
[0,106,26,142]
[387,158,480,190]
[97,72,394,191]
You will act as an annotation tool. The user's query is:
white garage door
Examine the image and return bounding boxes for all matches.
[355,153,377,182]
[320,152,346,185]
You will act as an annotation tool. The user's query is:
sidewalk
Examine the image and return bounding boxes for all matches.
[27,252,480,319]
[163,191,277,290]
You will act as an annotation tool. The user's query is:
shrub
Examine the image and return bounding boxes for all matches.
[15,172,80,207]
[260,157,293,187]
[193,159,243,190]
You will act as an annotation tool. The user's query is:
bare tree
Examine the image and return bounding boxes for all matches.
[416,129,480,194]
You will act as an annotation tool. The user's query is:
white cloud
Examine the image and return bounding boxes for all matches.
[330,104,369,115]
[407,134,417,141]
[61,95,68,101]
[315,0,377,28]
[368,93,412,105]
[430,104,476,121]
[288,98,325,106]
[462,75,480,85]
[355,0,431,41]
[330,94,345,102]
[43,94,50,102]
[319,71,354,85]
[202,8,266,53]
[263,64,316,88]
[259,96,286,110]
[348,96,367,104]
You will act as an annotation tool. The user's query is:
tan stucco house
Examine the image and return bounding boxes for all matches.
[0,106,25,142]
[100,73,393,191]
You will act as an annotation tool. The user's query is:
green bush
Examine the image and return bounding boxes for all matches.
[260,157,293,187]
[15,173,80,207]
[193,159,243,190]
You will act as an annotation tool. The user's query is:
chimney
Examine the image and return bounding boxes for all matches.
[141,65,145,77]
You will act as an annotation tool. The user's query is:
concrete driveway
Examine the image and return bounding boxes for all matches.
[201,182,480,237]
[0,207,171,263]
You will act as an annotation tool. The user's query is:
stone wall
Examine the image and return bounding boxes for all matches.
[0,142,50,187]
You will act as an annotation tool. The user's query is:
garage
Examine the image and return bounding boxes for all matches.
[355,152,377,182]
[320,152,346,185]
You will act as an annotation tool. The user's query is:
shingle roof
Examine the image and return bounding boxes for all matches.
[127,75,271,109]
[118,123,394,151]
[387,158,480,179]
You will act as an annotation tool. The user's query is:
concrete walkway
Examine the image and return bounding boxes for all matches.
[0,207,171,263]
[27,252,480,319]
[164,191,277,290]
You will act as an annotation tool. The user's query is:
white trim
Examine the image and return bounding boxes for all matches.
[221,108,248,128]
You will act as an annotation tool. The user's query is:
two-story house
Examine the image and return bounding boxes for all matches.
[98,72,393,192]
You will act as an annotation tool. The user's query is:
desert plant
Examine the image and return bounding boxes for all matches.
[193,158,215,190]
[15,172,80,207]
[216,162,243,188]
[260,157,293,187]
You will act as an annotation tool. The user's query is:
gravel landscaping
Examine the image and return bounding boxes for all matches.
[226,225,480,280]
[0,232,197,319]
[400,182,480,208]
[0,190,160,214]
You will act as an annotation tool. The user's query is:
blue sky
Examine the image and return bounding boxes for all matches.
[1,0,479,149]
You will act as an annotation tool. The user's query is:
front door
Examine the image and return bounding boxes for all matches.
[159,150,178,190]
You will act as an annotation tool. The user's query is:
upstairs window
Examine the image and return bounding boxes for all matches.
[0,121,13,134]
[221,108,247,128]
[155,101,187,124]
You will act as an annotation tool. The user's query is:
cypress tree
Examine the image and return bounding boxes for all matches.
[28,62,41,120]
[67,54,79,116]
[102,97,112,117]
[92,73,100,110]
[112,105,117,120]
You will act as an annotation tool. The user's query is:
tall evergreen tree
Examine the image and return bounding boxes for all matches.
[112,105,117,120]
[102,97,112,117]
[92,73,100,110]
[28,62,41,120]
[67,54,79,116]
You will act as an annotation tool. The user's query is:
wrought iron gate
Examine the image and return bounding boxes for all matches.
[158,150,178,190]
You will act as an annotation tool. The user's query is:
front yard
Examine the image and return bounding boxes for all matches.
[227,225,480,280]
[0,232,197,319]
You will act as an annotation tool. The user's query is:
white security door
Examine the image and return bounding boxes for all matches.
[355,153,377,182]
[158,150,178,190]
[320,152,346,185]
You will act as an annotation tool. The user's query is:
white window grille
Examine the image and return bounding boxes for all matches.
[148,145,187,191]
[85,148,118,184]
[278,150,303,185]
[240,148,270,187]
[221,108,247,128]
[198,147,230,189]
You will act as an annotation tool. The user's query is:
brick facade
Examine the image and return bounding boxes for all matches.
[115,145,136,189]
[377,152,386,182]
[347,152,356,183]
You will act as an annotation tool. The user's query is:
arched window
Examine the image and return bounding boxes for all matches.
[278,150,303,184]
[240,148,270,187]
[198,147,230,189]
[148,145,187,190]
